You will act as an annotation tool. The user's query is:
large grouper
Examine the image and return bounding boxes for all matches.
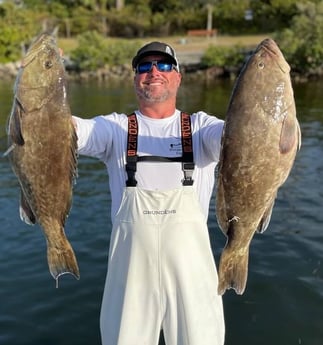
[216,38,301,295]
[6,32,79,285]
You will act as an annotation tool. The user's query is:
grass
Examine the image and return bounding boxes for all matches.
[58,34,272,56]
[154,34,271,52]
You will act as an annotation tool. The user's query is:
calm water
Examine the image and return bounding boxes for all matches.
[0,76,322,345]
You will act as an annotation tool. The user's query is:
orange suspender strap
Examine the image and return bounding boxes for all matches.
[126,112,195,187]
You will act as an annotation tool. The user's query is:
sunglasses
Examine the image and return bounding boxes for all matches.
[135,60,178,74]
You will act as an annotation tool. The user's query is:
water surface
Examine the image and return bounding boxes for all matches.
[0,77,322,345]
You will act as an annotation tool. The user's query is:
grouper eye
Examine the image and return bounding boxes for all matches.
[258,61,265,69]
[45,60,53,69]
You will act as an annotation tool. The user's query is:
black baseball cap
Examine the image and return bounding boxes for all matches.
[132,41,179,70]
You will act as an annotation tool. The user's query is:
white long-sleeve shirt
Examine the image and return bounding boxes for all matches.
[74,109,224,221]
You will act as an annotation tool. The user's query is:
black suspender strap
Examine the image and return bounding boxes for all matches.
[126,112,195,187]
[126,113,138,186]
[180,112,195,186]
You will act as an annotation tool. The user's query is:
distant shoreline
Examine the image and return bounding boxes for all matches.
[0,59,239,83]
[1,57,319,84]
[0,35,268,81]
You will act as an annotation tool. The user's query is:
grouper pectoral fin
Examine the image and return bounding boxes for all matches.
[279,109,298,154]
[9,99,25,146]
[19,189,36,225]
[296,119,302,151]
[256,198,275,234]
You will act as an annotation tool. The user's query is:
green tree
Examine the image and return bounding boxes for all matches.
[106,2,152,37]
[250,0,298,32]
[276,1,323,74]
[0,1,41,62]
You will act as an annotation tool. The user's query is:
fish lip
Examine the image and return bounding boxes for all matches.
[258,38,290,74]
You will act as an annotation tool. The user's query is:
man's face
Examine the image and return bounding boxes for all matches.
[134,54,182,104]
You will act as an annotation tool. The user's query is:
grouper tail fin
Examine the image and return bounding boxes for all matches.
[217,245,249,296]
[46,233,80,287]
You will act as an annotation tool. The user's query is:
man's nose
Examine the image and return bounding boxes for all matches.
[149,64,159,74]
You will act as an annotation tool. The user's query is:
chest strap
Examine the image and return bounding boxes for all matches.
[126,112,195,187]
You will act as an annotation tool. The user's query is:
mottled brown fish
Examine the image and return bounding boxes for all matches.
[216,38,301,295]
[6,32,79,284]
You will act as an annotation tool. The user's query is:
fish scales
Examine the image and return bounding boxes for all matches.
[6,32,79,284]
[216,38,301,295]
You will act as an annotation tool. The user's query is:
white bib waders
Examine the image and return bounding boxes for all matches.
[100,114,225,345]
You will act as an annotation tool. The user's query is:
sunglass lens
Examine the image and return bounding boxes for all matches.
[137,62,152,74]
[157,62,173,72]
[137,61,174,74]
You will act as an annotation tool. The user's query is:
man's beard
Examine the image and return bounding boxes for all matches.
[136,87,170,103]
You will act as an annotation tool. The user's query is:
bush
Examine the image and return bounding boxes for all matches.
[70,31,139,71]
[201,45,246,69]
[70,31,106,71]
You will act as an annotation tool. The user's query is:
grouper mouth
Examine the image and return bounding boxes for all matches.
[258,38,290,74]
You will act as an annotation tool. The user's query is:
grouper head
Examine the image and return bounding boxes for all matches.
[256,38,290,74]
[230,38,295,130]
[14,33,67,112]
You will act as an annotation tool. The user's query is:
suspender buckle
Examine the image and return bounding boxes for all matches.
[182,162,194,186]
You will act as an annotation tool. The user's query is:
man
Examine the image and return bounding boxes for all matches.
[73,41,225,345]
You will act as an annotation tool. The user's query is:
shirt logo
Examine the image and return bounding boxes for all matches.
[169,142,182,154]
[169,137,182,154]
[143,209,176,215]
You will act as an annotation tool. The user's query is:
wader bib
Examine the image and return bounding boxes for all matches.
[100,113,225,345]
